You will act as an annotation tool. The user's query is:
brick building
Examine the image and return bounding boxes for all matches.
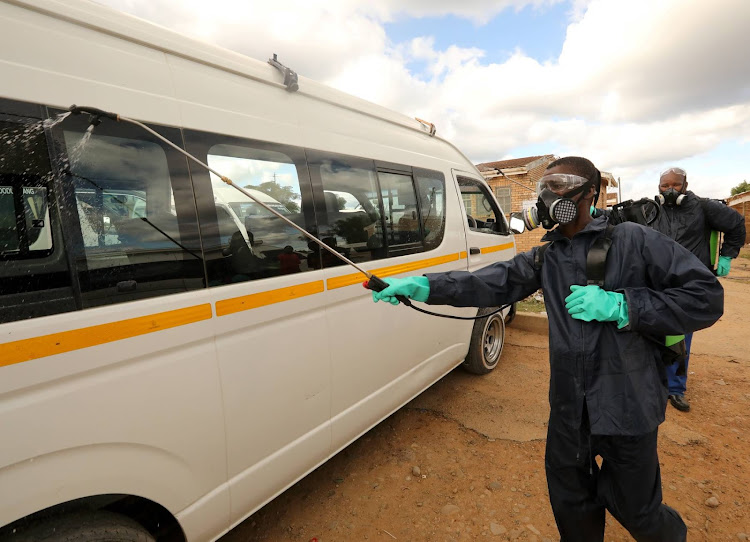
[726,190,750,246]
[476,155,619,252]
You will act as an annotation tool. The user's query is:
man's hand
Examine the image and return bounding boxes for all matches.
[371,276,430,305]
[565,285,629,329]
[717,256,732,277]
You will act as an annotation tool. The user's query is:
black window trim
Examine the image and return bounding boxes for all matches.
[374,160,412,175]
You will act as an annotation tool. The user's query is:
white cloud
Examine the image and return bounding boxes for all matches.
[95,0,750,200]
[557,0,750,121]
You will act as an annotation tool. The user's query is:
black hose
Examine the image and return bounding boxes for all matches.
[365,274,510,320]
[404,303,509,320]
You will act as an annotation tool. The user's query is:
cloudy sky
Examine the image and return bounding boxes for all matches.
[96,0,750,200]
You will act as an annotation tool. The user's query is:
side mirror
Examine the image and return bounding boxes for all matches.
[509,213,526,235]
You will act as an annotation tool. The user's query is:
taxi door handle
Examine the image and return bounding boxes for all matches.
[469,247,481,255]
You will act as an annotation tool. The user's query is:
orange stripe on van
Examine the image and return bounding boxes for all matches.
[480,242,515,254]
[0,304,212,368]
[215,280,325,316]
[326,253,461,290]
[459,251,467,259]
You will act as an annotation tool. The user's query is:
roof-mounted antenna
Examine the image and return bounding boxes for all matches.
[268,53,299,92]
[415,117,436,136]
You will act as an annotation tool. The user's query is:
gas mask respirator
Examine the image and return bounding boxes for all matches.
[518,173,598,231]
[656,187,686,207]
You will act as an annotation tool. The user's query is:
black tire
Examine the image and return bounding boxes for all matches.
[4,511,155,542]
[462,307,505,375]
[504,302,517,325]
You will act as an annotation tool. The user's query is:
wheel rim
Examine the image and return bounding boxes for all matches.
[481,314,505,368]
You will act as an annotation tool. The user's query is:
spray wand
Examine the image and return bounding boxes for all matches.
[67,105,508,320]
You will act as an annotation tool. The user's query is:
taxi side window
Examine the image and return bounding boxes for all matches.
[54,113,205,308]
[414,168,446,250]
[378,171,423,255]
[0,111,76,323]
[308,150,447,262]
[458,177,508,235]
[183,130,317,284]
[307,151,385,266]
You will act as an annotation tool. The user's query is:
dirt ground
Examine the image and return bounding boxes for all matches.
[221,251,750,542]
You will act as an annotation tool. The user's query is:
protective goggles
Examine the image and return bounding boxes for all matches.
[660,167,686,179]
[536,173,590,195]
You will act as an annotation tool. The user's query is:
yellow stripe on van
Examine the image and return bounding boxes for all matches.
[215,280,325,316]
[480,242,515,255]
[459,251,467,259]
[0,304,212,368]
[327,253,461,290]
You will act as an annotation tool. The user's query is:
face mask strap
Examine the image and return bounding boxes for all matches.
[560,174,595,201]
[592,170,601,208]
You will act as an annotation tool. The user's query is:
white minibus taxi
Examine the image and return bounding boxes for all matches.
[0,1,517,541]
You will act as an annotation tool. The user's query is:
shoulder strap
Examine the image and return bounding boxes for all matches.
[534,242,551,270]
[586,224,615,286]
[534,223,616,282]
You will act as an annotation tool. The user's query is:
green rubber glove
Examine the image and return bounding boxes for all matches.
[372,276,430,305]
[717,255,731,277]
[565,285,629,329]
[665,335,685,347]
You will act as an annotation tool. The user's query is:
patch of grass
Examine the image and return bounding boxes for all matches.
[517,292,546,313]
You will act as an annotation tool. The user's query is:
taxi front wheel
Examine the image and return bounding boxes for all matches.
[5,511,155,542]
[462,307,505,375]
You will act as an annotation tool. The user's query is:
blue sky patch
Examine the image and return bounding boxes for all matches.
[385,2,570,71]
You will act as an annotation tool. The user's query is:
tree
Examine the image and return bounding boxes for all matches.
[248,181,300,213]
[731,180,750,196]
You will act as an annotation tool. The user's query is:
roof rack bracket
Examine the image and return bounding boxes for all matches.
[268,53,299,92]
[415,117,436,136]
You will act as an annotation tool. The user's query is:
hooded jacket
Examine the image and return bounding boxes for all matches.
[425,216,723,436]
[651,190,745,269]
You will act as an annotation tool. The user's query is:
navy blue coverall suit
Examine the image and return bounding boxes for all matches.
[424,216,724,541]
[650,191,745,396]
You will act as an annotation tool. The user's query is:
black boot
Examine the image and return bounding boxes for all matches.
[668,394,690,412]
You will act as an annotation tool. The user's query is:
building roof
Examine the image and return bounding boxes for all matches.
[601,171,618,188]
[476,155,553,172]
[477,155,619,188]
[727,191,750,205]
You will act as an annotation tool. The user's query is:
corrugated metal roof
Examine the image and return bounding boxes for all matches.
[476,155,553,171]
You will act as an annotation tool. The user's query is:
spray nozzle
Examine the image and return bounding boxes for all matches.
[69,105,119,127]
[363,275,389,293]
[362,274,412,306]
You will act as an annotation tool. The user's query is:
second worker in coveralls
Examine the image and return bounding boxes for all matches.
[372,157,724,541]
[650,166,746,412]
